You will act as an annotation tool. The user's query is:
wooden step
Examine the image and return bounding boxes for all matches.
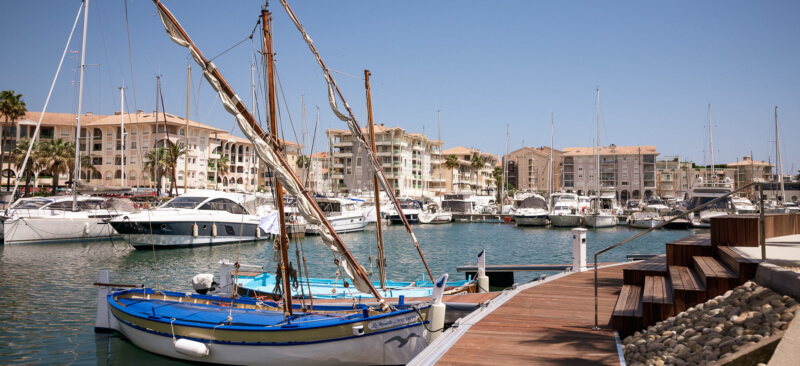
[612,284,643,338]
[669,265,707,313]
[642,275,674,327]
[666,234,713,266]
[623,255,667,285]
[716,246,760,283]
[692,256,740,298]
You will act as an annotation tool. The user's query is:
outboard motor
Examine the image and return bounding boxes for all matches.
[191,273,217,294]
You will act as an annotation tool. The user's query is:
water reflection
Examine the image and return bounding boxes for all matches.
[0,222,703,364]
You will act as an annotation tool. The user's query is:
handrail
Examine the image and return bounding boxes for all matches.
[591,181,760,330]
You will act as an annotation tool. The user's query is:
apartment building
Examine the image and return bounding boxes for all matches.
[655,157,694,199]
[502,146,562,194]
[326,125,443,198]
[433,146,499,195]
[561,145,658,203]
[1,111,270,193]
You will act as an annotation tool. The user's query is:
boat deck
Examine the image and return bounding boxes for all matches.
[432,263,630,365]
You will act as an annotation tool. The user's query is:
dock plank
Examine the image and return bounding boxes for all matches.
[436,263,630,366]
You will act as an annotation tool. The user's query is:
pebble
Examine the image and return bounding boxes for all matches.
[623,282,797,365]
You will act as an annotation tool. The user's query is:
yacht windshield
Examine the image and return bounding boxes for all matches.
[686,197,731,211]
[11,199,53,210]
[161,196,207,209]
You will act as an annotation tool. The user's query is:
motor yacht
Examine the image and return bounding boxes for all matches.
[732,196,758,214]
[513,194,550,226]
[627,209,665,229]
[109,191,266,249]
[305,197,367,234]
[584,188,619,228]
[384,197,423,224]
[685,177,735,228]
[418,202,452,224]
[548,193,583,227]
[3,195,128,244]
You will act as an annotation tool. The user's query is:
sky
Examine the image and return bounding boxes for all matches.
[1,0,798,176]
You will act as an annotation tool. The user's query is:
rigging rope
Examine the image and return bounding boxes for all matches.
[208,20,260,63]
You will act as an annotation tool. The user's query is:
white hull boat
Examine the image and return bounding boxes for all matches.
[305,197,367,234]
[548,213,583,227]
[584,213,618,228]
[627,211,665,229]
[3,196,125,244]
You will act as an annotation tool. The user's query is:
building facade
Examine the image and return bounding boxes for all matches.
[561,145,658,203]
[433,146,499,195]
[502,146,562,194]
[326,125,443,198]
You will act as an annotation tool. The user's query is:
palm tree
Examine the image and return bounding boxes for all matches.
[492,166,504,203]
[10,138,43,197]
[444,154,459,193]
[470,153,484,195]
[215,155,230,190]
[165,143,186,196]
[39,138,73,195]
[144,147,169,197]
[0,90,27,190]
[296,154,311,184]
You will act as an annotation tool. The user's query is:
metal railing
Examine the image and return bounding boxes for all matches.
[591,181,761,330]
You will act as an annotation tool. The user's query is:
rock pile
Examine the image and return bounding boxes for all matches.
[622,281,799,366]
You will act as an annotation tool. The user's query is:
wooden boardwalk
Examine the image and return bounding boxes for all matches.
[435,263,631,366]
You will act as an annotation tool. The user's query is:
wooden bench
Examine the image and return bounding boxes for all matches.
[623,255,667,286]
[669,266,707,313]
[612,284,643,338]
[666,234,714,266]
[692,256,740,298]
[642,275,674,327]
[716,246,760,283]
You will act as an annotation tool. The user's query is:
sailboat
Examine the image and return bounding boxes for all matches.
[3,0,127,244]
[419,110,452,224]
[583,89,618,228]
[94,2,446,364]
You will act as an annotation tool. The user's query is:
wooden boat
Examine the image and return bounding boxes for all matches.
[94,2,446,364]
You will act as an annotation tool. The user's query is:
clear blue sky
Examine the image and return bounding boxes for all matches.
[2,0,798,176]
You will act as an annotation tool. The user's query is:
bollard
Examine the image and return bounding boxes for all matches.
[95,270,111,332]
[572,228,588,272]
[218,259,233,296]
[477,250,489,293]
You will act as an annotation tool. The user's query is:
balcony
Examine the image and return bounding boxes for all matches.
[209,153,221,160]
[331,173,344,179]
[332,141,353,147]
[332,163,344,168]
[333,152,353,158]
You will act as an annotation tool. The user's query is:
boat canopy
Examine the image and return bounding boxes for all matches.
[519,196,548,210]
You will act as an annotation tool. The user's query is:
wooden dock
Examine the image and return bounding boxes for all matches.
[424,263,631,365]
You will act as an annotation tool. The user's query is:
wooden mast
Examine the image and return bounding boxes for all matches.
[184,63,190,194]
[263,6,293,316]
[153,0,388,306]
[365,70,386,290]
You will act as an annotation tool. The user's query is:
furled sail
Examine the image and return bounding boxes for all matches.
[154,3,372,295]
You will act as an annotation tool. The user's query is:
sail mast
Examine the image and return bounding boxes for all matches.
[595,88,600,212]
[775,106,785,203]
[120,87,126,186]
[262,7,293,316]
[278,0,433,281]
[709,104,715,182]
[549,113,553,198]
[72,0,89,210]
[184,63,190,194]
[365,70,386,290]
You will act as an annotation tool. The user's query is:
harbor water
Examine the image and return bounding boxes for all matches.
[0,223,706,365]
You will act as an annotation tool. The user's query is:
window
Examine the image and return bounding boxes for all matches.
[129,156,135,164]
[92,157,102,165]
[60,128,70,137]
[105,172,112,180]
[131,141,137,149]
[129,171,136,180]
[131,127,137,136]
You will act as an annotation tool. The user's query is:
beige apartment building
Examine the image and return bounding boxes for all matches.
[326,125,443,198]
[502,146,562,194]
[561,145,658,203]
[1,111,272,193]
[433,146,499,195]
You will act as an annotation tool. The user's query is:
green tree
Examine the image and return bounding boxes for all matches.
[444,154,460,193]
[144,147,169,197]
[0,90,27,191]
[492,165,504,203]
[165,143,186,196]
[470,153,484,194]
[10,138,43,197]
[215,154,230,190]
[296,154,311,184]
[39,138,73,195]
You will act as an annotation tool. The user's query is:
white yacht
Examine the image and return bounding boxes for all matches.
[109,191,266,249]
[513,194,550,226]
[644,198,671,215]
[418,202,452,224]
[584,188,619,228]
[627,209,665,229]
[3,196,127,244]
[548,193,583,227]
[732,196,758,214]
[384,197,423,224]
[305,197,367,234]
[685,177,735,228]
